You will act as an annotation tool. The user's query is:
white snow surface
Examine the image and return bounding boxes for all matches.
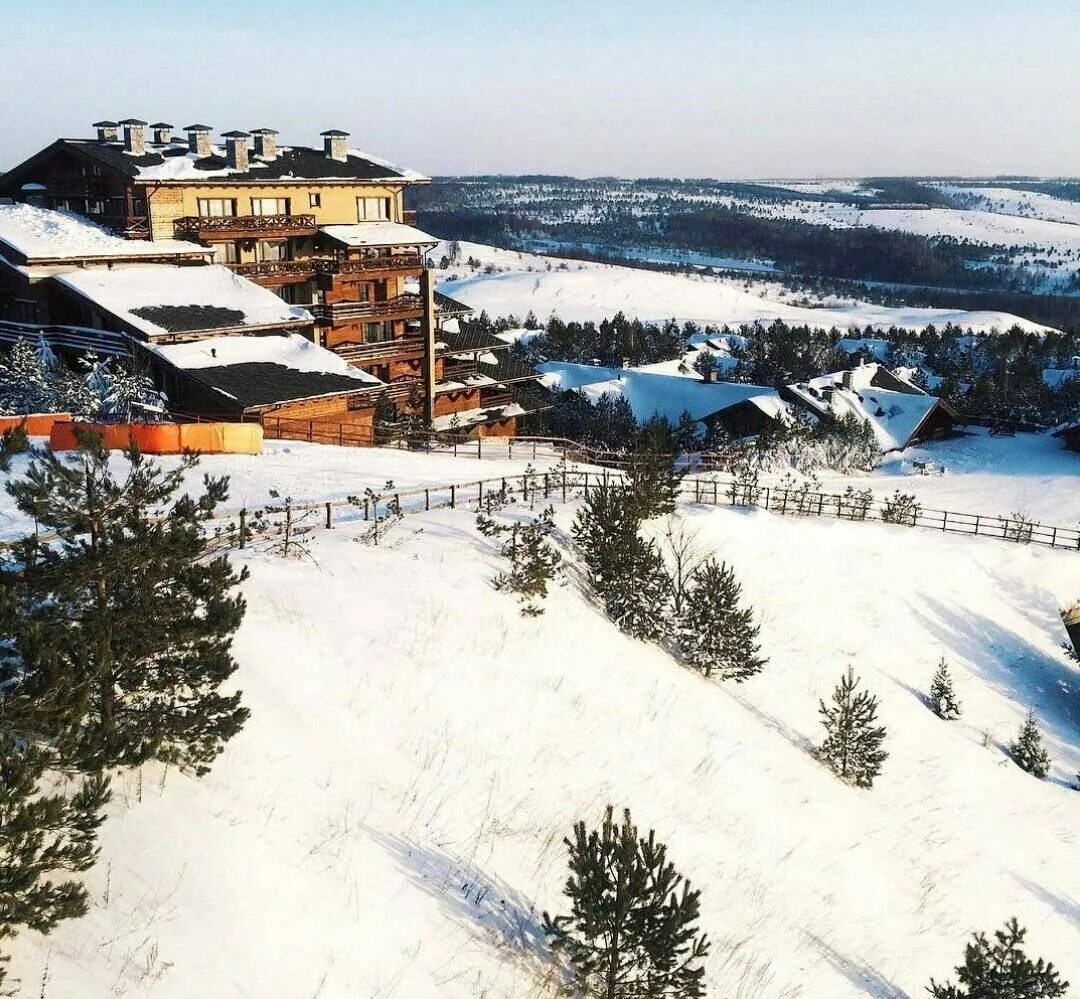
[148,333,381,383]
[0,203,208,261]
[55,265,313,337]
[438,241,1049,334]
[1,434,1078,997]
[320,221,438,248]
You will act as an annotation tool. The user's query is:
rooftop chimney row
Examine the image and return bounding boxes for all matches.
[222,130,250,173]
[93,120,119,142]
[184,124,212,158]
[151,122,173,144]
[119,118,147,156]
[251,127,278,160]
[321,128,349,162]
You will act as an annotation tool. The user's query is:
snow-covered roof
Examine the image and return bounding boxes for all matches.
[320,222,438,248]
[432,402,525,432]
[55,264,312,338]
[147,333,382,410]
[0,203,209,263]
[148,333,379,382]
[1043,367,1079,389]
[835,337,891,361]
[785,366,945,452]
[537,361,775,423]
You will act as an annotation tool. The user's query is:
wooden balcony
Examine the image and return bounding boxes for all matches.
[173,214,318,240]
[231,259,318,280]
[334,335,425,363]
[310,293,424,324]
[320,253,424,276]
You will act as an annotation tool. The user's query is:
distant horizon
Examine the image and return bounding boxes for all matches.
[3,0,1078,178]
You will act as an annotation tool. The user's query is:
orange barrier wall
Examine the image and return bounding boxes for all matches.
[0,413,73,436]
[49,422,263,456]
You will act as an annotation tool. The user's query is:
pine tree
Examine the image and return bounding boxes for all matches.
[927,917,1068,998]
[543,806,710,999]
[478,505,562,616]
[627,418,684,520]
[1010,710,1051,779]
[572,483,671,641]
[0,733,110,989]
[678,559,766,681]
[819,667,888,788]
[0,432,249,775]
[929,658,962,720]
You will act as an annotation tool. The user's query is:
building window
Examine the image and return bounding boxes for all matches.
[251,197,289,216]
[212,242,239,265]
[258,240,288,262]
[356,196,391,221]
[308,193,321,208]
[197,198,236,217]
[364,321,392,342]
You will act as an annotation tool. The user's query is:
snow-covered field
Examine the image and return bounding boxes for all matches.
[438,241,1048,334]
[4,435,1080,998]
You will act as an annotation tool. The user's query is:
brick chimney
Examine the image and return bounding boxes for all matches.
[93,120,119,142]
[119,119,147,155]
[222,130,250,172]
[321,128,349,162]
[151,122,173,144]
[184,124,212,157]
[251,127,278,160]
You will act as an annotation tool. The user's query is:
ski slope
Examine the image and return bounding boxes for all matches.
[3,437,1080,998]
[437,241,1050,334]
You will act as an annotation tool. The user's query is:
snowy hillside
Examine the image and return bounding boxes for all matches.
[5,439,1080,998]
[437,241,1050,334]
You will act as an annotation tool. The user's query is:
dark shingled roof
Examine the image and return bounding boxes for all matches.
[487,352,542,385]
[187,362,368,409]
[434,291,475,318]
[436,327,511,355]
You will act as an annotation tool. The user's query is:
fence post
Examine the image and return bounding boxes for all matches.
[508,440,512,460]
[478,481,483,502]
[714,481,718,505]
[425,488,430,511]
[450,484,456,509]
[339,425,343,446]
[562,468,567,503]
[942,510,948,533]
[974,515,980,536]
[763,486,770,510]
[817,494,824,517]
[364,499,369,521]
[1050,527,1057,548]
[544,472,550,498]
[695,479,701,503]
[308,420,313,442]
[239,509,247,549]
[325,502,332,530]
[478,437,482,459]
[533,440,537,459]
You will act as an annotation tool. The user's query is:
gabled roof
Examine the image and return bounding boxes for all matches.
[436,327,511,355]
[434,291,475,318]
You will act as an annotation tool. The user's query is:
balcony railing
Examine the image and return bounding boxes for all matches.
[334,335,425,363]
[402,210,418,225]
[173,214,318,239]
[231,259,318,280]
[321,253,424,275]
[310,293,424,324]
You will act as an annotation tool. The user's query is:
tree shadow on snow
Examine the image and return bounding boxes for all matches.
[910,594,1080,748]
[804,932,911,998]
[1013,872,1080,929]
[368,830,552,967]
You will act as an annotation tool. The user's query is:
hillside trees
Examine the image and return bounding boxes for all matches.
[819,667,888,788]
[1010,711,1052,779]
[544,806,709,999]
[929,659,962,720]
[927,918,1068,999]
[677,559,766,682]
[477,504,562,616]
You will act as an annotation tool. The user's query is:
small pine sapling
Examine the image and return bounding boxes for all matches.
[880,489,921,525]
[1009,710,1051,779]
[678,559,767,682]
[354,480,404,546]
[477,505,562,616]
[927,917,1068,998]
[818,666,888,788]
[929,658,962,720]
[543,806,710,999]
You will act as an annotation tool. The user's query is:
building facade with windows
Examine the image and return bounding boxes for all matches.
[0,120,542,438]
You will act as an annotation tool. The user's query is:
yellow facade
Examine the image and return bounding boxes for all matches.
[144,182,405,240]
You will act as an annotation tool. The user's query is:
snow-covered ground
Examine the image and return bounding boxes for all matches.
[4,434,1080,998]
[437,241,1049,334]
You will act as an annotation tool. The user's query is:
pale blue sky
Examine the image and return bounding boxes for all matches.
[3,0,1077,178]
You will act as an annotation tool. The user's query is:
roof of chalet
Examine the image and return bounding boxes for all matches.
[436,327,512,355]
[0,203,209,265]
[434,291,475,318]
[784,363,957,452]
[55,264,312,338]
[537,361,776,423]
[319,222,438,248]
[7,137,429,185]
[432,402,526,433]
[148,332,381,410]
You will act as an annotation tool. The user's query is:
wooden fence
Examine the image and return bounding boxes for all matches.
[213,468,1080,555]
